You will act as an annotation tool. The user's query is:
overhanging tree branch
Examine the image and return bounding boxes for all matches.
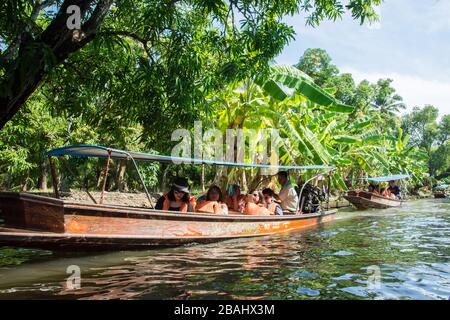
[0,0,113,129]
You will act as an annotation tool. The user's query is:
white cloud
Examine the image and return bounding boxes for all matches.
[341,66,450,116]
[425,0,450,33]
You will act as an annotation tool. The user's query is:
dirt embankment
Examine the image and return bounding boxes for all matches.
[31,191,162,207]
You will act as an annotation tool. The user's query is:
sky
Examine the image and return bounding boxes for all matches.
[275,0,450,117]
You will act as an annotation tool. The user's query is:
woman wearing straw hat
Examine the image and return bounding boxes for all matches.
[155,177,196,212]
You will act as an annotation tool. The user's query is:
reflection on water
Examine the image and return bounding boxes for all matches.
[0,199,449,299]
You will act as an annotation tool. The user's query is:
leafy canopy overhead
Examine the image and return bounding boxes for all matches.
[0,0,383,129]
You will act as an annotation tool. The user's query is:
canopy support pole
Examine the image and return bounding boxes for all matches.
[128,154,153,209]
[326,174,331,210]
[100,150,112,204]
[48,156,60,199]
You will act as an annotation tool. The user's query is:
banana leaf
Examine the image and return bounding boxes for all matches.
[332,171,348,191]
[328,103,354,113]
[260,79,288,101]
[348,119,371,131]
[332,135,361,144]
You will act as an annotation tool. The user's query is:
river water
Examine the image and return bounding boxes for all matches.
[0,199,449,300]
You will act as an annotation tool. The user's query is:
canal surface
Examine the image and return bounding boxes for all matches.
[0,199,449,299]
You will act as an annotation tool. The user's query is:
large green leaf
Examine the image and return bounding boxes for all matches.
[332,172,348,191]
[328,103,354,113]
[302,124,331,164]
[348,119,371,131]
[332,135,361,144]
[260,79,288,101]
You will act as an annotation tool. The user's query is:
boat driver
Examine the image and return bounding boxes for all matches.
[387,180,401,199]
[274,171,299,213]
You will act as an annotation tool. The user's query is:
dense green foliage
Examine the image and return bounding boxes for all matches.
[1,1,447,193]
[402,106,450,179]
[0,0,383,129]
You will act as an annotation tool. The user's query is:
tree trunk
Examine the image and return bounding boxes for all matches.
[21,175,29,192]
[0,0,113,129]
[239,169,247,193]
[96,166,103,188]
[201,164,205,192]
[159,163,170,191]
[38,159,47,191]
[116,159,128,192]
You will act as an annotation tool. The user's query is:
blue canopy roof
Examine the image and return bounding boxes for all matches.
[354,174,410,182]
[434,185,449,190]
[46,145,335,171]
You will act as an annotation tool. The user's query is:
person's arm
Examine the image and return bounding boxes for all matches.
[232,193,239,211]
[275,205,283,216]
[278,187,288,202]
[220,203,229,215]
[212,202,223,214]
[155,196,164,210]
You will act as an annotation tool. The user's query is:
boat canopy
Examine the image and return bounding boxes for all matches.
[46,145,336,171]
[354,174,410,182]
[434,185,449,190]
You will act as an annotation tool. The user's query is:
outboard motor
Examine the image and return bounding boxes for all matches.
[297,183,326,213]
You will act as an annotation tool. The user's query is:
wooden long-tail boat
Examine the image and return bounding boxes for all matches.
[433,192,447,199]
[433,185,448,199]
[344,174,408,210]
[0,145,337,250]
[343,190,402,210]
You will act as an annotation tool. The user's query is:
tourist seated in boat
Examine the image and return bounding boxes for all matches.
[195,185,228,215]
[243,189,272,216]
[381,187,397,200]
[274,171,299,213]
[155,177,196,212]
[368,184,380,195]
[225,184,246,212]
[387,180,401,199]
[262,188,283,215]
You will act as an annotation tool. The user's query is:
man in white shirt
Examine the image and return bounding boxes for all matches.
[275,171,299,213]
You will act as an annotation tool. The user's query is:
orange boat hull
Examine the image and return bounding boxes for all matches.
[0,192,336,250]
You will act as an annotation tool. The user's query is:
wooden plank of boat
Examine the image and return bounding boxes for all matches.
[433,192,447,199]
[0,192,336,250]
[343,190,402,210]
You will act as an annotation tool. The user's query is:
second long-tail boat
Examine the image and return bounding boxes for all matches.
[344,175,409,210]
[0,145,337,250]
[433,185,448,199]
